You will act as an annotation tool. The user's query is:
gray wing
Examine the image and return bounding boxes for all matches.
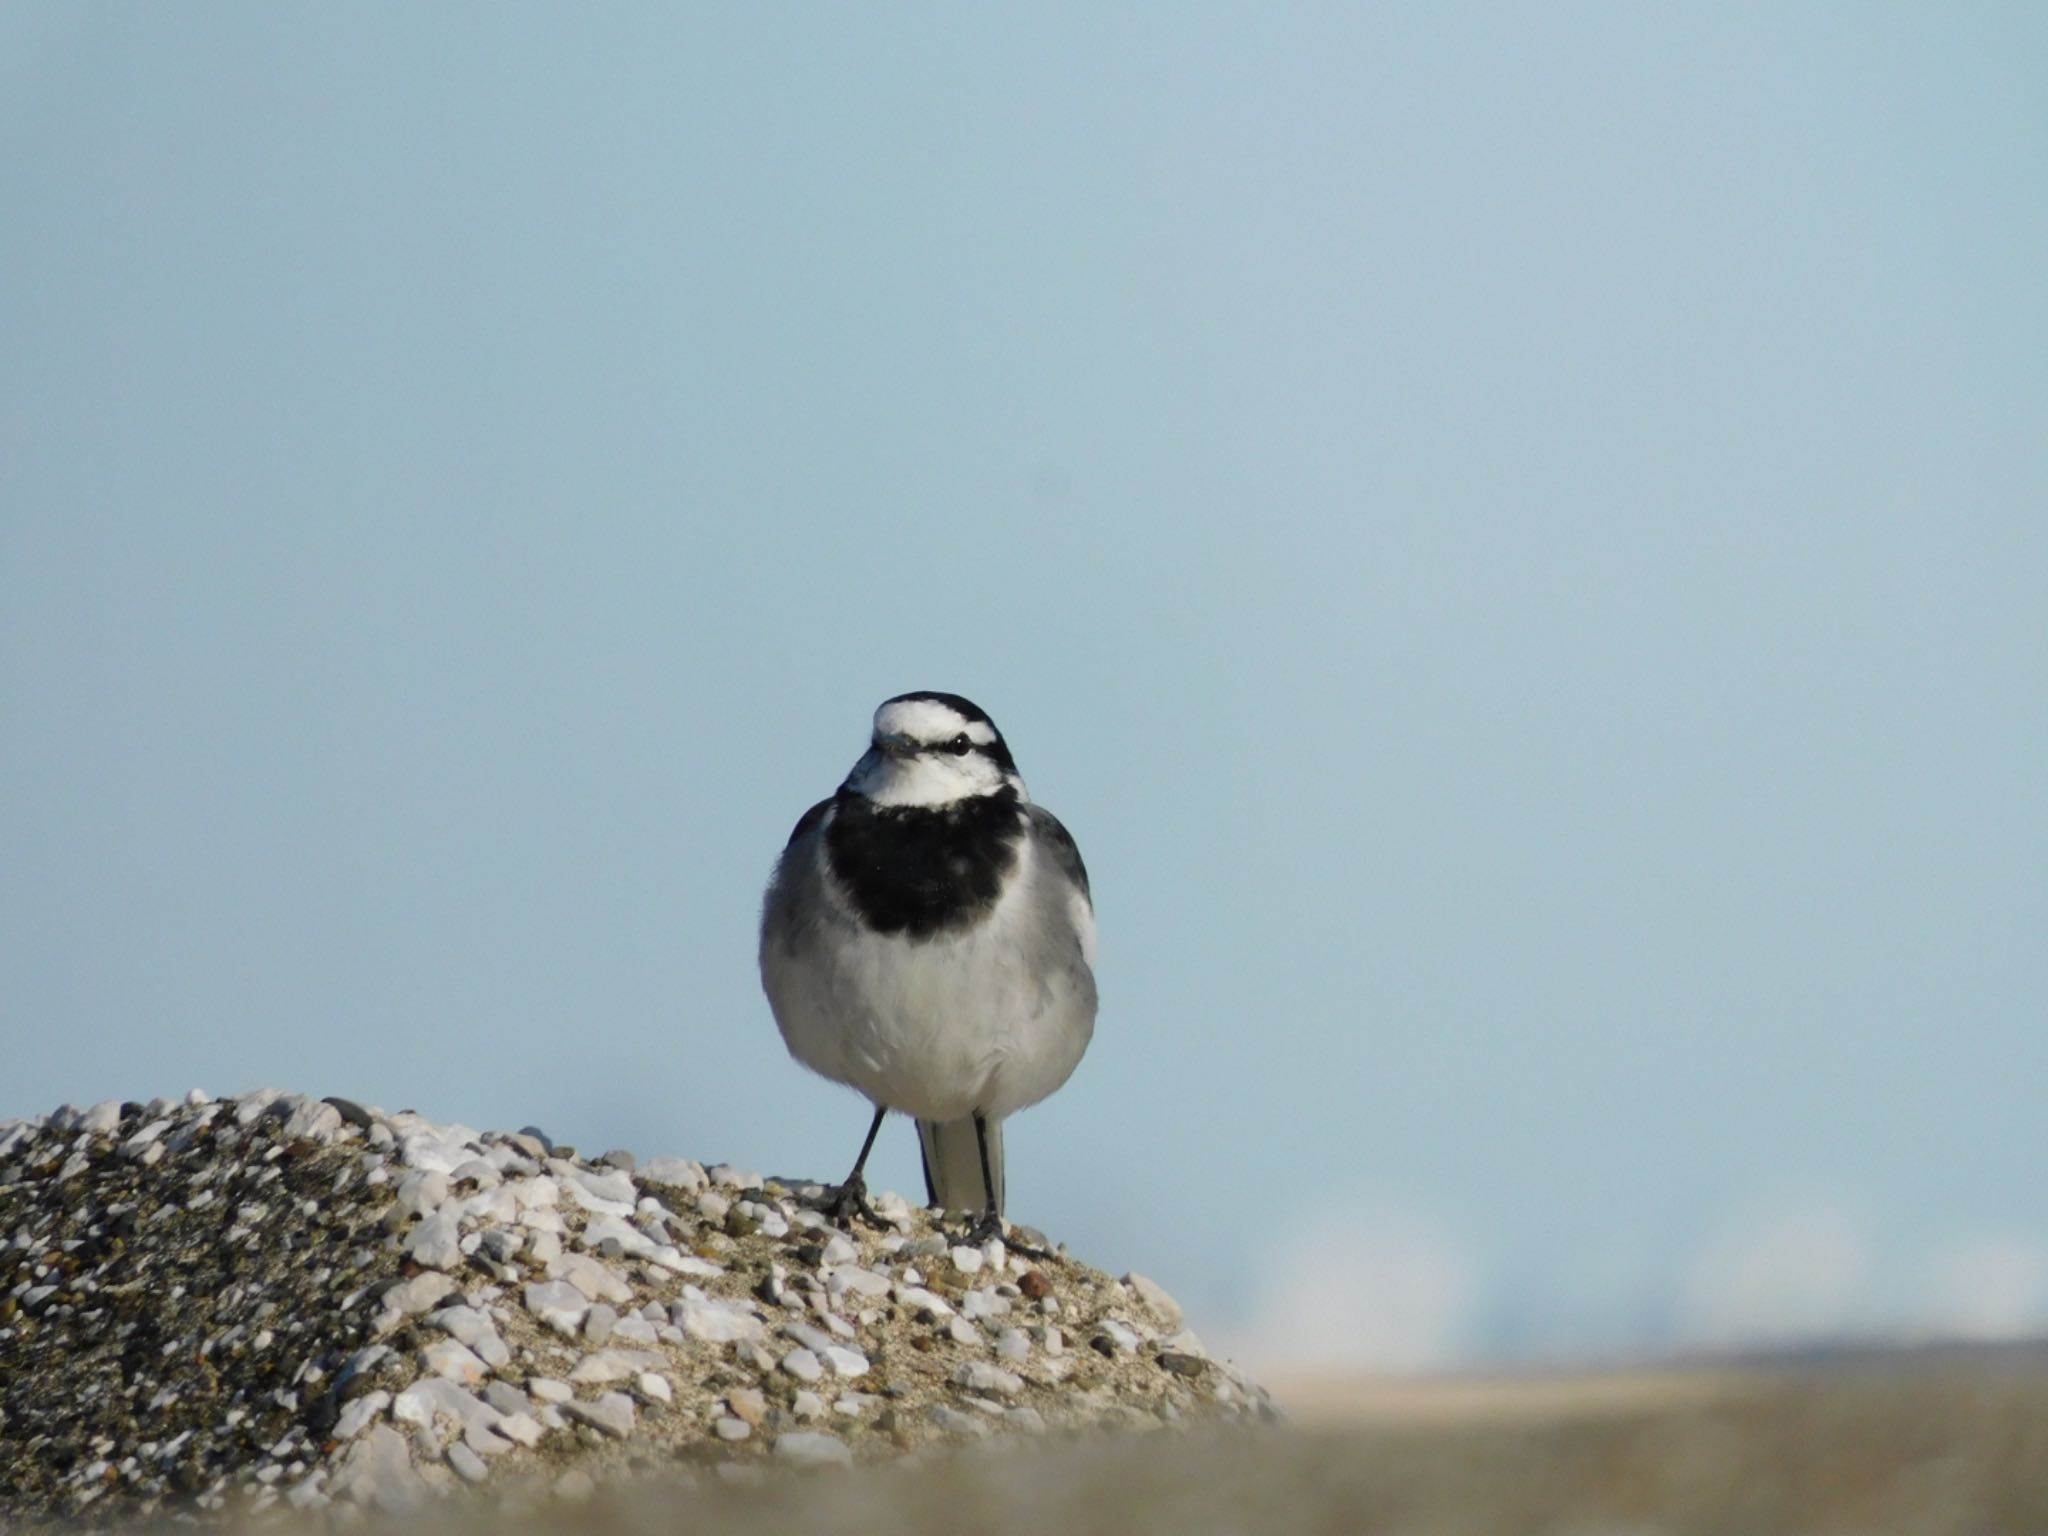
[760,798,834,961]
[1025,804,1091,906]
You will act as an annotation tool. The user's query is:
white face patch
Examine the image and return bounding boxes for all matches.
[846,695,1023,808]
[846,744,1021,808]
[872,697,998,748]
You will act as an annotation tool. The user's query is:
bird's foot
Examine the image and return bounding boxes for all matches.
[820,1171,891,1233]
[955,1210,1054,1263]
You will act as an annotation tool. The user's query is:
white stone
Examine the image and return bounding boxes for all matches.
[1122,1272,1187,1330]
[820,1346,869,1379]
[826,1266,892,1299]
[895,1285,954,1317]
[820,1233,858,1266]
[773,1431,852,1466]
[564,1391,635,1439]
[523,1280,588,1335]
[404,1211,464,1270]
[332,1424,427,1513]
[647,1245,723,1277]
[672,1292,765,1343]
[419,1338,490,1387]
[714,1416,752,1441]
[383,1272,460,1315]
[780,1347,824,1383]
[496,1411,545,1447]
[640,1156,707,1190]
[527,1376,573,1404]
[949,1246,984,1275]
[578,1214,656,1258]
[953,1361,1024,1396]
[549,1252,633,1304]
[995,1328,1030,1362]
[567,1349,647,1384]
[333,1391,390,1440]
[635,1371,673,1405]
[791,1390,825,1420]
[446,1441,488,1483]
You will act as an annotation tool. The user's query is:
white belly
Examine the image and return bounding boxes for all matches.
[764,835,1095,1122]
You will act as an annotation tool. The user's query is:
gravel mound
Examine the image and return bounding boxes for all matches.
[0,1090,1271,1524]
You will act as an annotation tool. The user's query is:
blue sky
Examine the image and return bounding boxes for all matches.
[4,6,2044,1373]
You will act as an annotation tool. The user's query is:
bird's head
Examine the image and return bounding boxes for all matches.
[843,692,1023,809]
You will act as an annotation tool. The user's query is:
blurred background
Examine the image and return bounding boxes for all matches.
[4,5,2043,1387]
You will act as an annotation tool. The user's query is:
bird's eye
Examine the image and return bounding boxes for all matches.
[946,735,972,755]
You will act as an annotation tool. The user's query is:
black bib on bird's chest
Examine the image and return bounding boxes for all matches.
[826,788,1023,940]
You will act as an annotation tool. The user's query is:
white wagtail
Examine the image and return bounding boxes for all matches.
[760,691,1097,1243]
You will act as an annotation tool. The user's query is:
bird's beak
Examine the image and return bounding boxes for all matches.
[875,732,918,760]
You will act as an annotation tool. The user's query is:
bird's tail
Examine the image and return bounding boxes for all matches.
[917,1115,1002,1216]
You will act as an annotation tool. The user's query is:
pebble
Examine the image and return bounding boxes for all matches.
[673,1292,766,1343]
[527,1377,573,1404]
[333,1424,427,1513]
[791,1390,825,1421]
[523,1279,589,1335]
[636,1155,703,1190]
[714,1416,752,1442]
[1123,1272,1187,1330]
[773,1431,853,1466]
[384,1272,459,1315]
[426,1305,511,1368]
[419,1338,490,1387]
[635,1372,673,1405]
[725,1387,768,1425]
[563,1392,636,1440]
[953,1361,1025,1397]
[403,1211,464,1270]
[995,1328,1031,1362]
[820,1345,870,1379]
[445,1442,488,1483]
[780,1348,825,1383]
[332,1391,390,1440]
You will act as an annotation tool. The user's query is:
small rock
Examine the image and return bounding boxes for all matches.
[564,1391,636,1439]
[528,1377,573,1404]
[385,1277,460,1327]
[635,1371,673,1405]
[523,1280,589,1335]
[333,1391,390,1440]
[446,1442,488,1483]
[404,1211,464,1270]
[726,1387,768,1425]
[781,1348,824,1383]
[714,1416,752,1442]
[1123,1272,1186,1330]
[773,1431,853,1466]
[820,1345,870,1378]
[953,1361,1024,1397]
[420,1338,489,1386]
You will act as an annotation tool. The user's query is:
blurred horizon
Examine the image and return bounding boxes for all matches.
[4,5,2044,1380]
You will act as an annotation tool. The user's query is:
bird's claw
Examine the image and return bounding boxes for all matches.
[821,1172,891,1233]
[956,1210,1053,1263]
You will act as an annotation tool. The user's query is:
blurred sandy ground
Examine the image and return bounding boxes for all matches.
[323,1348,2048,1536]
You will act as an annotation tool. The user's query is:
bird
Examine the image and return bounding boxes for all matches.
[759,691,1097,1244]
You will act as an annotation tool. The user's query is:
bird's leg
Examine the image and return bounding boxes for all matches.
[821,1104,892,1231]
[955,1112,1053,1261]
